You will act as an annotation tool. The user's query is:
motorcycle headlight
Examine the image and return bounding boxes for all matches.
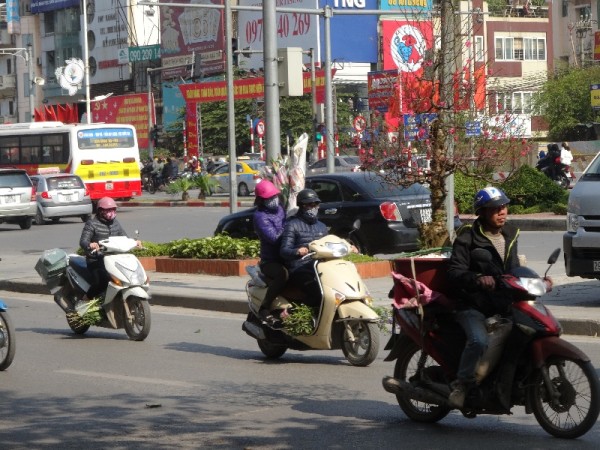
[566,212,580,233]
[325,242,349,257]
[115,261,147,285]
[516,277,546,297]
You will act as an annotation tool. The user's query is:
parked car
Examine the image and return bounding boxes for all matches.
[307,155,362,175]
[30,173,93,225]
[215,172,461,255]
[564,150,600,278]
[0,168,37,230]
[209,160,266,196]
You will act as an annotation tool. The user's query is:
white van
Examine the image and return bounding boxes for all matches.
[564,152,600,278]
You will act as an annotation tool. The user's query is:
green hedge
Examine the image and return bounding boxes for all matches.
[133,235,260,259]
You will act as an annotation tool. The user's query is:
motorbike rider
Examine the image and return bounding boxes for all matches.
[279,189,329,309]
[537,143,561,179]
[80,197,141,299]
[253,180,288,325]
[446,187,522,408]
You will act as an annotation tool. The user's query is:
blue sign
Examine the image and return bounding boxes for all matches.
[319,0,379,63]
[403,113,437,141]
[31,0,79,13]
[380,0,433,12]
[465,121,482,137]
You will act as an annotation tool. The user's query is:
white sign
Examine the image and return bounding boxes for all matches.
[237,0,319,70]
[118,48,129,65]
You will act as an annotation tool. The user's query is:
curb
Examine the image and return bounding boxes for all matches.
[2,279,598,337]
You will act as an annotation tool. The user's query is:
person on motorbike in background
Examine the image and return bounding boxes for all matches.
[80,197,141,300]
[280,189,329,309]
[253,180,288,325]
[447,187,526,408]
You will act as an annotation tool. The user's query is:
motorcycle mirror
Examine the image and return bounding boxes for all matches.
[547,248,561,265]
[352,219,361,231]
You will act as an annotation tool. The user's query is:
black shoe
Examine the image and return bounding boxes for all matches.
[258,308,284,330]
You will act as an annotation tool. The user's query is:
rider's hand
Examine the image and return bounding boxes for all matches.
[350,245,359,254]
[476,275,496,290]
[89,242,100,251]
[297,247,309,257]
[544,276,553,292]
[135,240,142,248]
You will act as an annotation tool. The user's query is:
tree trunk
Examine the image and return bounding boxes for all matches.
[182,192,190,201]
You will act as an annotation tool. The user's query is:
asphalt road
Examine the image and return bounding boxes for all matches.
[1,291,599,449]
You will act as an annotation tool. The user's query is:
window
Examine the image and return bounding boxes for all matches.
[495,37,546,61]
[44,11,55,34]
[524,38,546,60]
[495,37,514,61]
[496,92,536,114]
[475,36,484,62]
[6,59,11,74]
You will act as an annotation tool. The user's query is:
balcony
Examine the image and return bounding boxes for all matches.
[489,0,549,18]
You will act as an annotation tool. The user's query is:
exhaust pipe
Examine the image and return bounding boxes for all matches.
[382,376,450,406]
[242,320,266,340]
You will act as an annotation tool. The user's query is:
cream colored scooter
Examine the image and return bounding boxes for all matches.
[243,234,380,366]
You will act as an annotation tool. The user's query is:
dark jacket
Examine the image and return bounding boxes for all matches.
[254,205,286,263]
[280,213,328,272]
[447,219,520,315]
[80,216,128,261]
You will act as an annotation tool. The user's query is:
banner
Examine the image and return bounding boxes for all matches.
[92,93,155,149]
[178,70,331,103]
[367,70,397,113]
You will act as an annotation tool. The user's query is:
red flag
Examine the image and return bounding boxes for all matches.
[57,104,67,122]
[33,107,45,122]
[44,105,57,121]
[68,104,79,123]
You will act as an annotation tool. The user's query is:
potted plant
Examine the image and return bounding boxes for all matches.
[193,174,219,199]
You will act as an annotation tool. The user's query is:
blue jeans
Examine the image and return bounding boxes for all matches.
[455,308,488,383]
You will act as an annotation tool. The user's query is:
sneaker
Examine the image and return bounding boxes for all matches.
[448,381,467,409]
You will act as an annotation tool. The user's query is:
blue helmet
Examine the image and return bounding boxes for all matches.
[474,187,510,215]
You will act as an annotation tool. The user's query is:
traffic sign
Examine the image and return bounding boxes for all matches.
[255,119,265,137]
[353,115,367,132]
[128,45,161,63]
[591,84,600,111]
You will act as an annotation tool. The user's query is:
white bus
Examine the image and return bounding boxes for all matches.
[0,122,142,201]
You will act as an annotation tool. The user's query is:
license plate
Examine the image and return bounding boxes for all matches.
[106,182,114,190]
[61,194,72,202]
[420,208,432,223]
[1,195,17,204]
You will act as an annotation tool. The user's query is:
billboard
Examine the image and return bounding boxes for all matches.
[379,0,433,12]
[237,0,319,70]
[30,0,79,13]
[160,0,225,79]
[319,0,379,63]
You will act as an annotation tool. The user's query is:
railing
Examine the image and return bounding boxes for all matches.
[489,3,549,18]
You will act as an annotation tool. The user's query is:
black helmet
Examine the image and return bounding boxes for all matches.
[473,187,510,215]
[297,189,321,205]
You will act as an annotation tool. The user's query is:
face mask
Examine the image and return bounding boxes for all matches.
[264,196,279,211]
[304,206,319,219]
[100,209,116,221]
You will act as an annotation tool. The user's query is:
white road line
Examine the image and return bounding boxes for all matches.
[57,369,203,388]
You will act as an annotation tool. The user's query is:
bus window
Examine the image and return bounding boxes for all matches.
[21,135,41,163]
[42,134,68,164]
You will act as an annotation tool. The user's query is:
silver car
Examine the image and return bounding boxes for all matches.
[30,173,93,225]
[0,168,37,230]
[307,155,362,175]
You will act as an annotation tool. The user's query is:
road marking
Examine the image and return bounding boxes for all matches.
[57,369,203,388]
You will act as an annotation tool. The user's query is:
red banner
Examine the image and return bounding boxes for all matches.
[92,93,155,149]
[179,70,330,104]
[186,103,199,157]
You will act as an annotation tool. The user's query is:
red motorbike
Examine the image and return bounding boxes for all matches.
[382,248,600,439]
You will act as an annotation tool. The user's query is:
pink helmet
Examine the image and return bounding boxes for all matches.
[97,197,117,210]
[255,180,280,199]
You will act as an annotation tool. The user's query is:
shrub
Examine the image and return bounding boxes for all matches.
[499,165,567,210]
[133,242,172,257]
[168,234,260,259]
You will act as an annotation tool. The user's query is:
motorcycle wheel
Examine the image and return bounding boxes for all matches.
[66,311,90,335]
[529,356,600,439]
[124,297,151,341]
[146,179,157,194]
[555,174,570,189]
[257,339,287,359]
[0,311,16,371]
[340,320,379,367]
[393,335,451,423]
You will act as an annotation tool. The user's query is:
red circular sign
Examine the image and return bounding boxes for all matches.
[353,116,366,132]
[256,120,265,137]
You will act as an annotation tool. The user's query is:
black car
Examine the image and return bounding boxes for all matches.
[214,172,461,255]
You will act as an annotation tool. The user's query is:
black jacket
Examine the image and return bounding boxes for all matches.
[447,219,520,315]
[280,213,328,272]
[80,216,128,260]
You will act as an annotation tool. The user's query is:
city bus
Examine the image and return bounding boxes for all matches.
[0,122,142,201]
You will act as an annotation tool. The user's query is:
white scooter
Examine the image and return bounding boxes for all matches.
[35,236,151,341]
[243,234,381,366]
